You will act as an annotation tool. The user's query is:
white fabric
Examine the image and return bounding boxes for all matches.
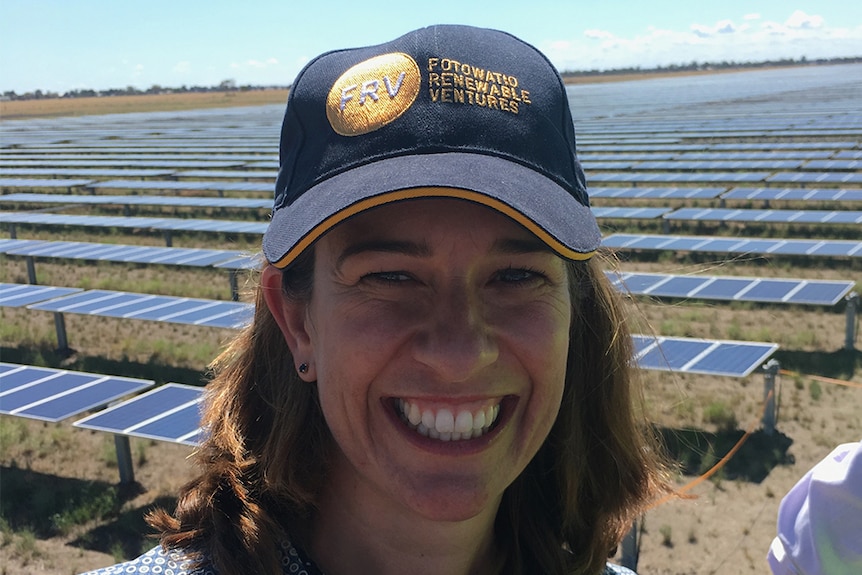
[767,440,862,575]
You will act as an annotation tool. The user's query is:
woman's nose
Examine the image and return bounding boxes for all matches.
[411,287,499,382]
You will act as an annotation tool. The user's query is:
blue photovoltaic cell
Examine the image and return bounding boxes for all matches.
[590,187,725,199]
[0,362,153,422]
[739,188,862,202]
[593,207,670,219]
[636,338,713,371]
[0,212,270,236]
[607,273,853,305]
[0,193,271,210]
[0,283,83,307]
[768,172,862,185]
[664,208,862,224]
[0,178,94,188]
[0,239,47,252]
[687,343,776,377]
[632,336,777,377]
[90,179,272,193]
[3,240,245,267]
[26,289,254,329]
[73,383,204,445]
[601,234,862,258]
[588,171,771,184]
[692,278,754,299]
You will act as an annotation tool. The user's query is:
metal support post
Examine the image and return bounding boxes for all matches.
[620,519,640,571]
[163,230,173,247]
[53,312,70,355]
[26,256,38,284]
[846,292,858,351]
[661,219,670,234]
[762,359,780,435]
[229,270,240,302]
[114,434,136,485]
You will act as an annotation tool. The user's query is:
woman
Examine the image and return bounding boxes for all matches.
[84,24,670,575]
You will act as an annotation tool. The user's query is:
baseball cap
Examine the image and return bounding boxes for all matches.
[263,24,601,269]
[767,440,862,575]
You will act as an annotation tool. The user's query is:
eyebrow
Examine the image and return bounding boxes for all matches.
[336,239,431,269]
[336,236,553,269]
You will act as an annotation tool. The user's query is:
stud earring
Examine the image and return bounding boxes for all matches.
[298,363,309,374]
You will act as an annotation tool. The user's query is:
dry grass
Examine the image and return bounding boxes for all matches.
[0,89,290,120]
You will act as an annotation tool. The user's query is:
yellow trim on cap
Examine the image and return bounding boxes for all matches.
[270,187,596,268]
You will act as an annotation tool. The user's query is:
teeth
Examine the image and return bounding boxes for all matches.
[398,399,501,441]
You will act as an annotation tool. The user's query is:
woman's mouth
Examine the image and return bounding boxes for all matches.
[396,399,501,441]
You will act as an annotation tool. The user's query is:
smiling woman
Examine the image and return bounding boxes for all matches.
[80,24,672,575]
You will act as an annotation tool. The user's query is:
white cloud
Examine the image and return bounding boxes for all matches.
[584,29,614,40]
[786,10,824,30]
[173,61,191,73]
[542,9,862,72]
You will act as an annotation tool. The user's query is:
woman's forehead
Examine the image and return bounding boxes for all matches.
[325,197,541,245]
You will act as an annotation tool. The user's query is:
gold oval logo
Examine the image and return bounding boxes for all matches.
[326,53,421,137]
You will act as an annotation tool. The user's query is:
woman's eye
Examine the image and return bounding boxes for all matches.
[495,268,543,284]
[362,271,413,284]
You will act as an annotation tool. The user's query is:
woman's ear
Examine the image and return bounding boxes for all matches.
[261,264,315,378]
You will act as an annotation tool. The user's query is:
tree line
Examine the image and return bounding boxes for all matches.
[559,55,861,81]
[3,55,859,102]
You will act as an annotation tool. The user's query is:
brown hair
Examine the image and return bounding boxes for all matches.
[149,251,670,575]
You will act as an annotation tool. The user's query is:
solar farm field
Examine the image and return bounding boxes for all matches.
[1,64,861,575]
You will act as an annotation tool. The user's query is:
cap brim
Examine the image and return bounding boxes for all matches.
[263,152,601,268]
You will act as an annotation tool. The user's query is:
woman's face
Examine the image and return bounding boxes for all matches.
[269,197,571,522]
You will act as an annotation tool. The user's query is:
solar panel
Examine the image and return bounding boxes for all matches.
[89,180,272,193]
[73,383,204,445]
[0,178,94,188]
[592,207,671,219]
[0,159,246,169]
[721,187,862,202]
[664,208,862,225]
[0,283,83,307]
[590,186,725,199]
[0,362,153,422]
[588,171,771,184]
[0,192,271,210]
[26,289,253,329]
[601,234,862,258]
[608,272,854,305]
[0,168,176,178]
[803,160,862,170]
[634,160,803,170]
[3,240,247,267]
[767,172,862,185]
[0,212,269,236]
[632,335,777,377]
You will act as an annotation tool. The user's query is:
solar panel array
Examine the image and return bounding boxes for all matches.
[3,62,860,454]
[0,362,153,422]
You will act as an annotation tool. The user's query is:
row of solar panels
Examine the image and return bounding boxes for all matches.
[3,149,860,161]
[3,167,861,185]
[0,208,859,242]
[2,319,781,433]
[3,158,860,171]
[2,139,858,152]
[3,185,862,204]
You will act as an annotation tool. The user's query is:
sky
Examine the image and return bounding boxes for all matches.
[1,0,860,95]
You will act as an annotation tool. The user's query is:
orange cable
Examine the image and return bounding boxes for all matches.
[778,368,862,389]
[647,389,773,510]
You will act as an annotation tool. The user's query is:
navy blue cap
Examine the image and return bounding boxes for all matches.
[263,24,601,268]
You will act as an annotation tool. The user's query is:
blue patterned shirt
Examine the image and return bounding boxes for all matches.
[79,541,637,574]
